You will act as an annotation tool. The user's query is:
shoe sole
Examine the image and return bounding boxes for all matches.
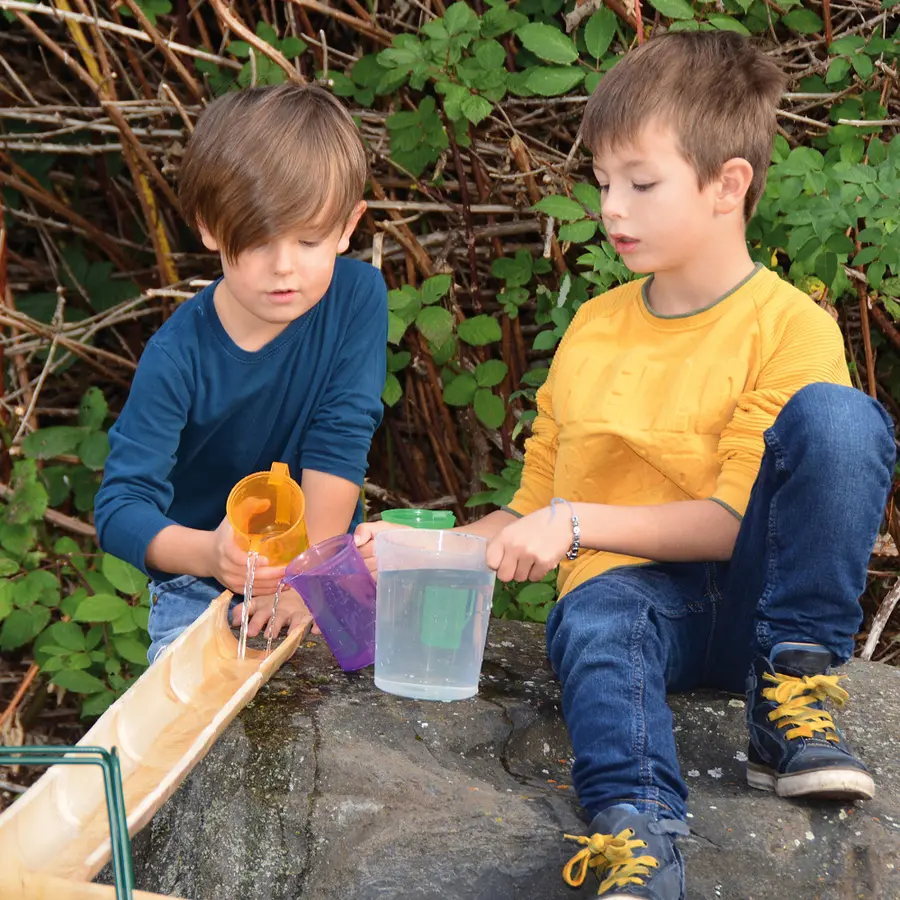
[747,763,874,800]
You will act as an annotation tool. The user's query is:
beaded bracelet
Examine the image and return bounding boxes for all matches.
[550,497,581,561]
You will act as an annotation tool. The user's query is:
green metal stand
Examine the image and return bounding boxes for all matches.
[0,745,134,900]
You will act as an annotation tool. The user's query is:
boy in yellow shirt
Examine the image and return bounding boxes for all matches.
[357,32,894,899]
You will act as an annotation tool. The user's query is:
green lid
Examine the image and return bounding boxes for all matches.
[380,508,457,529]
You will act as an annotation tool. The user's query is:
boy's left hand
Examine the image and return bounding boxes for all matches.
[231,585,319,639]
[485,506,574,583]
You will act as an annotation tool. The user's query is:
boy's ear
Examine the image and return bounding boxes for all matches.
[337,201,367,254]
[198,221,220,252]
[714,158,754,217]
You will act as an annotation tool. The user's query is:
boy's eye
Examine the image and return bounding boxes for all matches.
[597,184,609,193]
[632,183,656,192]
[300,240,321,248]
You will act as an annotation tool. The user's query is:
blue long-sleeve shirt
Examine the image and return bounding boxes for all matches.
[95,256,387,583]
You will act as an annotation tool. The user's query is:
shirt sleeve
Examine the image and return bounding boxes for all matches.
[298,269,388,485]
[93,343,192,573]
[506,301,595,517]
[712,303,851,518]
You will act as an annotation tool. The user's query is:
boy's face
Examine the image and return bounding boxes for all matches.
[591,122,722,276]
[200,201,366,334]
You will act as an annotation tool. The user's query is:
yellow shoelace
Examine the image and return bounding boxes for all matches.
[762,672,849,741]
[563,828,659,895]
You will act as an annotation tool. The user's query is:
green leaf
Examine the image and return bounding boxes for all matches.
[521,367,549,388]
[473,389,506,429]
[280,37,307,59]
[492,251,533,287]
[72,593,130,623]
[52,668,108,694]
[382,373,403,407]
[444,1,479,35]
[460,93,493,125]
[81,690,119,717]
[14,570,58,608]
[420,274,452,305]
[481,4,527,38]
[21,426,87,460]
[584,8,617,59]
[113,634,150,666]
[458,315,502,346]
[559,219,598,243]
[474,39,507,69]
[647,0,696,19]
[443,373,478,407]
[526,67,585,97]
[474,360,509,388]
[0,582,13,621]
[0,606,50,650]
[78,387,108,430]
[782,8,824,33]
[1,523,37,559]
[851,53,874,80]
[516,582,556,606]
[387,350,411,373]
[111,608,137,634]
[228,40,251,58]
[0,557,18,578]
[826,57,851,85]
[572,182,602,213]
[46,621,86,652]
[706,15,750,34]
[516,23,578,64]
[416,306,455,346]
[533,330,560,351]
[101,555,146,595]
[533,194,586,222]
[387,311,408,345]
[78,431,109,471]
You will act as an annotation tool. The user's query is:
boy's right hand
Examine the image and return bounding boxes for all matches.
[353,520,409,578]
[208,516,286,596]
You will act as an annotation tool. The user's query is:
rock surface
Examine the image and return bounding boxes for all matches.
[120,620,900,900]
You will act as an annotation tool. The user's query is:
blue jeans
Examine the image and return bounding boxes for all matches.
[147,574,231,663]
[546,384,895,822]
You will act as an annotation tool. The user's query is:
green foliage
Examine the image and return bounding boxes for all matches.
[1,389,150,716]
[119,0,172,27]
[11,0,898,643]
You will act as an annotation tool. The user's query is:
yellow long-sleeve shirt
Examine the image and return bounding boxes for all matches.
[507,266,851,598]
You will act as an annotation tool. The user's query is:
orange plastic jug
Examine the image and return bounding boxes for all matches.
[226,462,309,565]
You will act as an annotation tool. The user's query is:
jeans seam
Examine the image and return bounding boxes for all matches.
[630,601,659,809]
[755,427,787,654]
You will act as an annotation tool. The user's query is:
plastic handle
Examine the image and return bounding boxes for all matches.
[268,462,292,526]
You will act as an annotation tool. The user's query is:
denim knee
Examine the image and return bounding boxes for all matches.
[772,383,895,474]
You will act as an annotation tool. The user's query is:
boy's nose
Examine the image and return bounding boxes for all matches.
[601,186,626,221]
[271,243,296,275]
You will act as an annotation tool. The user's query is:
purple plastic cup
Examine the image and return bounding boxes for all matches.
[283,534,376,671]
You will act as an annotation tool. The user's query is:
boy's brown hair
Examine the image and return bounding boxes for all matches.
[179,84,367,260]
[582,31,786,218]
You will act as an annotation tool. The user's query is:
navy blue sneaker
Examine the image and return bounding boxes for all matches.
[562,805,688,898]
[745,643,874,801]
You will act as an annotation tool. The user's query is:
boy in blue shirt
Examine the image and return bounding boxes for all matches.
[95,84,387,663]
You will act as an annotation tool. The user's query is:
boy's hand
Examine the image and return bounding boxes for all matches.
[208,516,286,595]
[231,585,314,639]
[486,507,573,583]
[353,520,410,578]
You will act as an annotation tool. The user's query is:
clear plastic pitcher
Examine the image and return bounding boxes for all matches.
[226,462,309,565]
[374,530,495,701]
[283,534,376,672]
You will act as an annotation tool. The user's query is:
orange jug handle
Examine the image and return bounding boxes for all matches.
[268,462,292,526]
